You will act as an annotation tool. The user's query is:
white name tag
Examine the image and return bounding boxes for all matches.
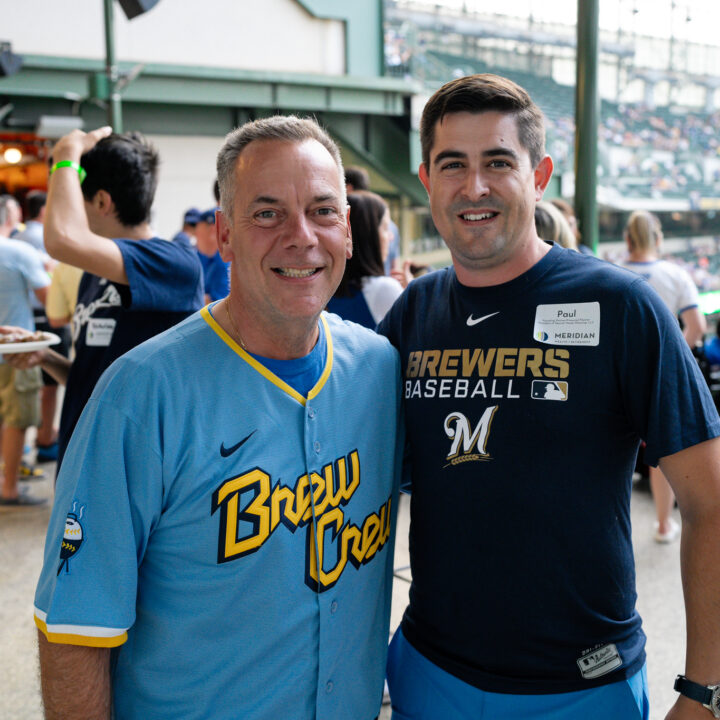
[86,318,116,347]
[533,302,600,346]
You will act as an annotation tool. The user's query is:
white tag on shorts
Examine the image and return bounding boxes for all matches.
[577,644,622,679]
[86,318,116,347]
[533,302,600,346]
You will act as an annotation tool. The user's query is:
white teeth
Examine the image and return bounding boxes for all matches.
[462,212,495,221]
[275,267,317,278]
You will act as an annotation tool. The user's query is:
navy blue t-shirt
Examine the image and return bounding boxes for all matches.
[327,288,375,330]
[378,243,720,694]
[58,236,203,469]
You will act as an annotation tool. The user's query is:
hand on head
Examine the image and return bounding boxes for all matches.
[51,126,113,163]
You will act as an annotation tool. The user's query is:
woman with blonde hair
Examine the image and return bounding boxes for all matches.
[534,201,577,250]
[619,210,706,543]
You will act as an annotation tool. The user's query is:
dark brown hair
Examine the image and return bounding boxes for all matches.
[420,73,545,168]
[334,191,387,297]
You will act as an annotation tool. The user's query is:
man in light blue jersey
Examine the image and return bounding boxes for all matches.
[35,116,403,720]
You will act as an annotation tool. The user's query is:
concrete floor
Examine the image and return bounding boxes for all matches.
[1,468,684,720]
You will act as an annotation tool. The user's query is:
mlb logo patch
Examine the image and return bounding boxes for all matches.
[531,380,568,401]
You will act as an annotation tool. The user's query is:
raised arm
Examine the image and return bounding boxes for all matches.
[38,631,112,720]
[45,127,128,285]
[661,436,720,719]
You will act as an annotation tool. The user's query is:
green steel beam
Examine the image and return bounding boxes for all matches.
[326,115,427,206]
[293,0,384,77]
[574,0,600,252]
[0,55,416,116]
[103,0,123,131]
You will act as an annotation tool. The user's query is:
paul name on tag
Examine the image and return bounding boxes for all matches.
[533,302,600,346]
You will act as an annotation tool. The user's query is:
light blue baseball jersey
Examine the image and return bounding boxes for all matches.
[35,307,403,720]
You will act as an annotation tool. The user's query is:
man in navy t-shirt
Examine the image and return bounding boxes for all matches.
[378,74,720,720]
[5,128,203,470]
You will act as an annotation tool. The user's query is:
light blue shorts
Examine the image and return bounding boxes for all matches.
[387,628,649,720]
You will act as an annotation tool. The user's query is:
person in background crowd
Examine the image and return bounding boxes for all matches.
[45,263,84,330]
[4,128,203,472]
[0,194,50,507]
[534,200,577,250]
[345,165,402,275]
[618,209,707,544]
[15,191,47,253]
[14,191,69,463]
[550,197,594,255]
[327,190,405,328]
[172,207,201,245]
[194,207,230,303]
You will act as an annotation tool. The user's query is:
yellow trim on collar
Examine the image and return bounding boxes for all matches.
[200,305,333,406]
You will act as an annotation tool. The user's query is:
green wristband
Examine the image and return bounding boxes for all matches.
[49,160,87,184]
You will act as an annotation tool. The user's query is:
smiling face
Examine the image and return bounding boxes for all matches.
[217,138,351,346]
[419,110,553,285]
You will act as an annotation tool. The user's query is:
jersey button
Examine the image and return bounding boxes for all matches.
[330,600,338,614]
[308,407,316,418]
[314,441,321,453]
[325,681,333,694]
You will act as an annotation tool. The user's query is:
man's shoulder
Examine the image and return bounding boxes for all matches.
[0,235,43,265]
[93,311,206,394]
[324,312,398,356]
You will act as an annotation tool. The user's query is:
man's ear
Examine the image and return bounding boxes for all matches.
[534,156,554,201]
[345,205,352,259]
[91,189,115,217]
[418,163,431,195]
[216,210,233,262]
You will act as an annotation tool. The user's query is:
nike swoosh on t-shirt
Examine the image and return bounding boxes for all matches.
[466,311,500,326]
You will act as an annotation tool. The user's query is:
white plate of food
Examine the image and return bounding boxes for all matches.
[0,331,61,354]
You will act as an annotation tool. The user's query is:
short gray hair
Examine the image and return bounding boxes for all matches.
[216,115,345,220]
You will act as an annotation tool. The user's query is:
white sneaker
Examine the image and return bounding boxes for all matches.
[654,517,680,544]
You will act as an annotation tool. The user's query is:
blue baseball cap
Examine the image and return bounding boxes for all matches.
[199,207,218,224]
[183,207,201,226]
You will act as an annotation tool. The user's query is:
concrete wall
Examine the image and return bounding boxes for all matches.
[5,0,346,75]
[147,134,223,241]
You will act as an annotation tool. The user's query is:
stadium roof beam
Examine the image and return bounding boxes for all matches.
[0,53,426,206]
[0,55,413,115]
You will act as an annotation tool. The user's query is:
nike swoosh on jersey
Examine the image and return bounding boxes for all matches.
[466,311,500,326]
[220,430,257,457]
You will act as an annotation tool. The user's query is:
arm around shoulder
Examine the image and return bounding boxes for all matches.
[38,630,112,720]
